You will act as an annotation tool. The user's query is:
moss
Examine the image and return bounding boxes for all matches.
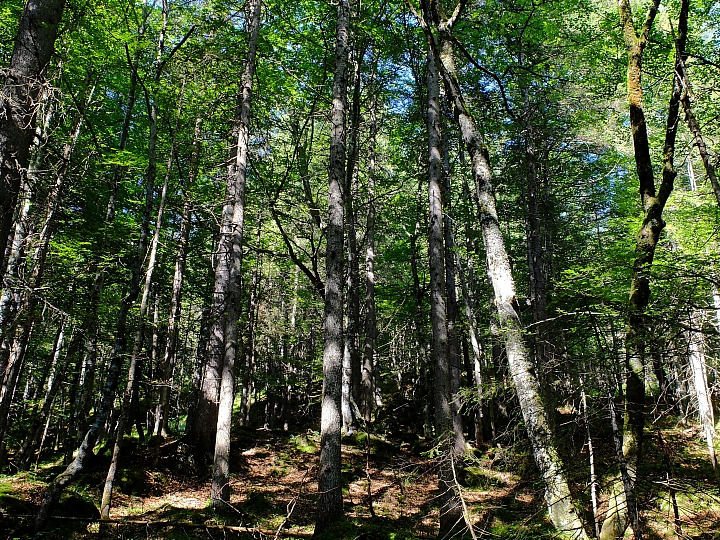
[117,468,150,495]
[462,465,506,489]
[343,432,394,456]
[291,433,317,453]
[56,493,100,519]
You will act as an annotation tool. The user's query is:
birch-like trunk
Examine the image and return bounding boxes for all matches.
[687,311,717,470]
[15,319,68,470]
[209,0,261,506]
[362,91,378,422]
[414,2,589,534]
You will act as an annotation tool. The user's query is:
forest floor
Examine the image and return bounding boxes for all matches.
[1,420,719,539]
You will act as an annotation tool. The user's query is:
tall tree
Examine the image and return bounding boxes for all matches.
[0,0,66,274]
[414,0,590,536]
[425,42,462,536]
[316,0,350,532]
[210,0,262,507]
[599,0,683,537]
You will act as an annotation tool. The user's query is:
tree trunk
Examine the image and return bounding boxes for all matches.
[441,123,465,457]
[687,310,717,470]
[362,91,378,422]
[343,46,364,435]
[0,0,65,269]
[415,2,590,535]
[316,0,349,532]
[36,44,161,533]
[76,59,139,446]
[100,90,177,519]
[154,117,202,441]
[15,319,68,470]
[457,250,484,447]
[674,41,720,206]
[210,0,261,506]
[600,1,680,537]
[425,45,463,537]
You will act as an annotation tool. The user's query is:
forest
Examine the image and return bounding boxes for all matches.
[0,0,719,538]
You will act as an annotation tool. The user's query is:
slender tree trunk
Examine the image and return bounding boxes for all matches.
[410,184,432,438]
[687,310,717,470]
[15,319,68,470]
[100,91,177,518]
[76,61,139,444]
[343,47,364,434]
[210,0,261,506]
[239,254,261,427]
[362,92,378,422]
[457,251,484,447]
[674,45,720,206]
[600,1,680,537]
[0,0,66,268]
[441,124,465,456]
[36,36,163,531]
[316,0,349,532]
[0,179,33,361]
[425,46,463,537]
[154,117,202,441]
[415,2,590,535]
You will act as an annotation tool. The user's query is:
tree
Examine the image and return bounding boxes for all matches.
[414,0,590,536]
[210,0,262,507]
[0,0,66,274]
[600,0,685,537]
[315,0,349,532]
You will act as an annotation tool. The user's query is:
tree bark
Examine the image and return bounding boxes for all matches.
[15,318,68,470]
[441,122,465,457]
[36,23,164,526]
[415,1,590,535]
[361,90,378,422]
[687,310,717,470]
[675,52,720,206]
[316,0,349,532]
[426,44,463,537]
[600,1,680,537]
[0,0,65,271]
[154,117,202,441]
[210,0,261,506]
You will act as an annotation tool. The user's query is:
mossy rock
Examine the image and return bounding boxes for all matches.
[0,493,36,514]
[56,494,100,519]
[462,466,506,489]
[291,433,317,453]
[117,468,149,495]
[343,432,394,456]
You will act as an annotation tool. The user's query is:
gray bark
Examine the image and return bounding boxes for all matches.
[15,319,67,470]
[415,1,589,535]
[210,0,261,506]
[687,311,717,470]
[361,91,377,422]
[154,117,202,440]
[441,125,465,456]
[316,0,349,532]
[0,0,65,270]
[426,47,463,537]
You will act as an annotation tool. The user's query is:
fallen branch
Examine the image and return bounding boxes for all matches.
[2,514,314,538]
